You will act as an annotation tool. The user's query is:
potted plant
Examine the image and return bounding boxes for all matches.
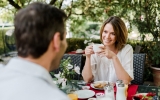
[148,41,160,86]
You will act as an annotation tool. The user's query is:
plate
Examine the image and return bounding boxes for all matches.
[133,92,156,100]
[90,81,115,90]
[75,51,84,54]
[74,90,95,99]
[134,93,147,96]
[133,93,147,100]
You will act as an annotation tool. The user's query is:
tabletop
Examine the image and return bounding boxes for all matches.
[57,80,158,100]
[57,80,160,100]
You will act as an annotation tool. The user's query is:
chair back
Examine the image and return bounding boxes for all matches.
[51,54,83,80]
[131,53,146,85]
[134,45,142,53]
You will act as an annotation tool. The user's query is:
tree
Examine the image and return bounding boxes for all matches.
[3,0,159,40]
[128,0,160,41]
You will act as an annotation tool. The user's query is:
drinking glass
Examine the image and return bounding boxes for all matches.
[67,93,78,100]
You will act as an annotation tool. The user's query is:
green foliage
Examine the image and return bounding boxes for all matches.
[50,57,78,88]
[128,0,160,41]
[1,0,159,41]
[148,41,160,67]
[0,29,11,55]
[59,57,76,81]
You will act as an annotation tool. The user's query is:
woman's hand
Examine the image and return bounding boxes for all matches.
[85,45,94,57]
[97,46,117,59]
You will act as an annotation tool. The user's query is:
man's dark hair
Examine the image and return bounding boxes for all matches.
[14,2,67,58]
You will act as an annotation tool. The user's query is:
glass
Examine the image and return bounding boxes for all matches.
[67,93,78,100]
[96,93,105,100]
[104,86,115,100]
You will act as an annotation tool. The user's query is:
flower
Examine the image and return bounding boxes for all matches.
[84,38,94,46]
[84,39,92,44]
[50,57,80,88]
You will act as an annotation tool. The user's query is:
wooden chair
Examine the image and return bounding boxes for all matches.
[131,53,146,85]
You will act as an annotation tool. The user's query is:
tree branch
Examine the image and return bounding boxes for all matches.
[49,0,57,5]
[59,0,64,9]
[7,0,21,10]
[67,0,73,18]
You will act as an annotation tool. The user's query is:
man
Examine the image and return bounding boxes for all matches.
[0,2,69,100]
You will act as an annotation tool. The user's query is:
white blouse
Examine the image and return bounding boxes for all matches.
[91,44,134,83]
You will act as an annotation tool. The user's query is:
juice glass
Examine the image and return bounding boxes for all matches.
[67,93,78,100]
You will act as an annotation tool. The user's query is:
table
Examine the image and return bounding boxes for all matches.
[137,85,160,97]
[85,83,138,100]
[60,80,160,100]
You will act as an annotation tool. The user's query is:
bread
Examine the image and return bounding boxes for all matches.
[93,83,101,88]
[93,82,107,88]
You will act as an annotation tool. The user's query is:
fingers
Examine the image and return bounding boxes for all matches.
[99,45,105,49]
[85,46,94,56]
[96,52,106,58]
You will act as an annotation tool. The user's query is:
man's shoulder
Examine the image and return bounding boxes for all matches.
[0,77,69,100]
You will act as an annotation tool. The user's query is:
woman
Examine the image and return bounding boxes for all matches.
[82,16,133,84]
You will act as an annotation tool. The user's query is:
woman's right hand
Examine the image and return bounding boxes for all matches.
[85,45,94,57]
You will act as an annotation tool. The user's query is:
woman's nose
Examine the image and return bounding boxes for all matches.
[106,33,110,38]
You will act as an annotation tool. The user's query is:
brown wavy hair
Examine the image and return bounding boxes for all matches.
[100,16,128,50]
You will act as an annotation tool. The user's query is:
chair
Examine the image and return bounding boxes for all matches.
[51,54,83,80]
[134,45,142,53]
[131,53,146,85]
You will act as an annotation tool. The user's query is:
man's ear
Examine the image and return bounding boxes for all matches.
[52,32,61,52]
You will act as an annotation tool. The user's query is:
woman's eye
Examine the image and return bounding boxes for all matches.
[104,31,107,33]
[111,33,115,35]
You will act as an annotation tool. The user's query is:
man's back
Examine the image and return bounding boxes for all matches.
[0,2,69,100]
[0,58,69,100]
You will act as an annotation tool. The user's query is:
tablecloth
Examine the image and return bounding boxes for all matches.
[78,83,138,100]
[68,51,85,54]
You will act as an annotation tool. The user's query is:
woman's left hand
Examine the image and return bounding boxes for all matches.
[97,46,117,59]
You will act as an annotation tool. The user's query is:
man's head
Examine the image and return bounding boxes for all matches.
[14,2,68,71]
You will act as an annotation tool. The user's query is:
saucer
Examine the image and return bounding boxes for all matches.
[76,50,84,53]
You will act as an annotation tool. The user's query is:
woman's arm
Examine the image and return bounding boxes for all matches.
[99,45,133,84]
[82,45,94,83]
[112,56,132,84]
[82,56,93,83]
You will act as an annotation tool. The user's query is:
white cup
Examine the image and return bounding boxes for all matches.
[93,44,103,53]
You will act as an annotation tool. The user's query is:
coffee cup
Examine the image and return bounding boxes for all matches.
[93,44,103,52]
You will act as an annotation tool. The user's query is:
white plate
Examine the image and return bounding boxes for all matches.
[74,90,95,99]
[134,93,147,96]
[90,81,115,90]
[75,51,84,54]
[133,93,147,100]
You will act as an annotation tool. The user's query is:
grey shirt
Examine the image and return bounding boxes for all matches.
[0,57,69,100]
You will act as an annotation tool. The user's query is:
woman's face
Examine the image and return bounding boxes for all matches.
[102,23,116,47]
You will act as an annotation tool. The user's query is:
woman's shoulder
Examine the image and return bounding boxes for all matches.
[123,44,133,49]
[120,44,133,54]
